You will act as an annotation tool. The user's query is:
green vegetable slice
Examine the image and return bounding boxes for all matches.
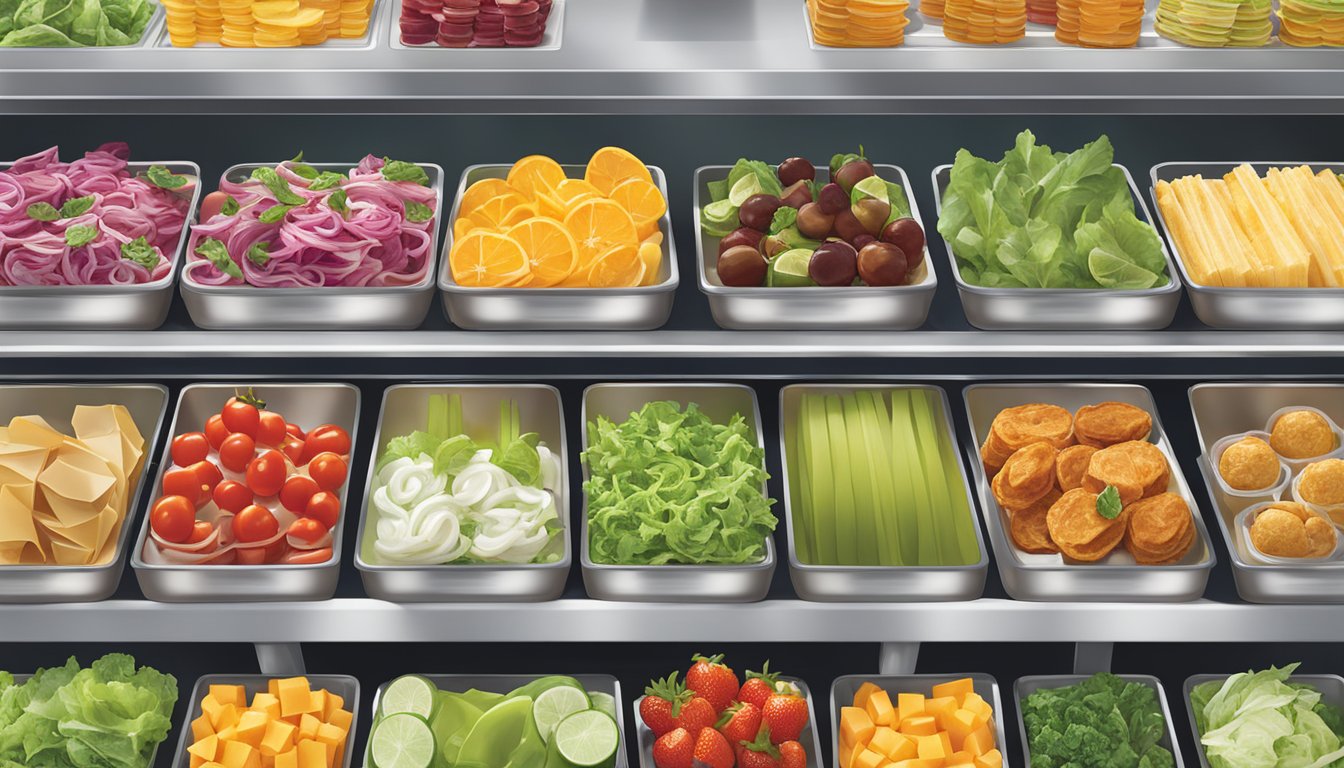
[120,236,157,269]
[843,393,879,566]
[825,394,857,565]
[195,237,242,279]
[64,224,98,247]
[382,159,430,186]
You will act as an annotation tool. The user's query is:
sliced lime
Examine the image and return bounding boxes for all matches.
[850,174,890,205]
[534,685,592,743]
[380,675,437,720]
[769,249,816,288]
[729,174,764,206]
[588,691,617,720]
[553,710,620,768]
[370,713,436,768]
[700,199,739,237]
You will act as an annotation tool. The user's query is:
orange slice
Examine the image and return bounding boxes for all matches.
[608,177,667,241]
[449,231,529,288]
[637,241,663,286]
[563,198,639,268]
[642,230,664,247]
[584,147,654,196]
[467,192,536,231]
[506,217,578,288]
[506,155,567,201]
[586,244,646,288]
[556,178,602,209]
[459,178,515,217]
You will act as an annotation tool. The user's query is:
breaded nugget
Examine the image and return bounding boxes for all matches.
[992,442,1060,510]
[981,438,1012,477]
[1218,436,1281,491]
[1074,402,1153,447]
[1082,441,1170,505]
[1046,488,1128,562]
[1297,458,1344,506]
[1056,444,1099,491]
[1008,488,1062,554]
[989,404,1075,452]
[1123,492,1196,565]
[1250,502,1337,559]
[1270,409,1336,460]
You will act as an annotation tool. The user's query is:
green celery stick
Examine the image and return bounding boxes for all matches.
[912,390,963,565]
[936,399,982,563]
[789,395,814,564]
[806,395,837,564]
[427,394,449,439]
[870,390,903,563]
[857,391,898,566]
[890,390,932,565]
[447,394,463,437]
[902,391,940,566]
[843,393,880,565]
[825,394,858,565]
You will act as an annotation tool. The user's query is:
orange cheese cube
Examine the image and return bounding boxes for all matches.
[840,732,855,764]
[853,682,884,709]
[298,713,321,741]
[901,716,937,738]
[235,710,270,749]
[926,696,958,728]
[201,763,227,768]
[323,692,345,721]
[939,731,954,759]
[854,748,888,768]
[841,706,877,745]
[190,756,204,768]
[192,713,216,741]
[326,707,353,734]
[295,739,327,768]
[847,738,867,768]
[974,748,1003,768]
[866,691,896,727]
[947,751,976,766]
[869,727,900,757]
[963,725,994,757]
[885,732,918,762]
[916,734,946,761]
[215,704,241,731]
[897,693,925,724]
[932,678,974,704]
[316,722,345,753]
[220,739,257,768]
[274,750,298,768]
[308,690,327,718]
[892,760,945,768]
[201,697,224,727]
[946,709,977,749]
[961,693,992,724]
[276,678,314,718]
[260,719,298,757]
[210,685,248,708]
[268,679,281,698]
[250,693,281,719]
[188,734,220,762]
[214,726,237,745]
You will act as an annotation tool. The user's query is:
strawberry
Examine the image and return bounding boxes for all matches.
[761,693,809,743]
[652,727,693,768]
[675,695,717,735]
[715,701,763,745]
[738,724,782,768]
[641,673,693,737]
[739,661,782,710]
[693,726,735,768]
[778,740,807,768]
[687,654,740,713]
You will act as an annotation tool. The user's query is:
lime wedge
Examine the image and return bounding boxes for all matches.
[534,685,592,743]
[851,174,890,205]
[588,691,617,720]
[554,710,620,768]
[769,248,816,287]
[700,199,739,237]
[380,675,437,721]
[370,713,436,768]
[729,174,764,206]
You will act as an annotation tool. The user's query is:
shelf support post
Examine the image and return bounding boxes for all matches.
[878,642,920,675]
[1073,642,1113,675]
[255,643,306,676]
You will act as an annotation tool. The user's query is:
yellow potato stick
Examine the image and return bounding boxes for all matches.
[1157,180,1217,286]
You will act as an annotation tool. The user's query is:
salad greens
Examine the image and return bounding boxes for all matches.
[0,0,154,46]
[582,400,777,565]
[937,130,1169,290]
[1022,672,1175,768]
[0,653,178,768]
[1191,664,1344,768]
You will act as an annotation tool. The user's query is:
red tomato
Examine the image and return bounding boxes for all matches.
[307,452,348,492]
[199,190,232,221]
[285,422,306,440]
[279,475,319,513]
[218,433,256,473]
[304,491,340,530]
[221,398,260,437]
[150,495,195,543]
[284,547,333,564]
[256,410,287,446]
[162,467,208,506]
[170,432,209,467]
[212,479,253,513]
[300,424,351,465]
[233,504,279,543]
[205,414,229,451]
[280,436,305,465]
[185,460,224,492]
[187,521,214,544]
[287,517,327,543]
[245,450,287,497]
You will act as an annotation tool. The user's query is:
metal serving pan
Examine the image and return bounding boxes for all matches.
[1189,382,1344,603]
[181,161,444,330]
[639,676,823,768]
[354,383,571,602]
[438,163,678,330]
[830,674,1007,768]
[1150,162,1344,329]
[0,3,164,47]
[390,0,565,50]
[778,383,988,601]
[171,673,360,768]
[0,384,168,603]
[579,383,776,602]
[157,0,386,48]
[963,382,1216,601]
[131,382,360,602]
[693,163,937,330]
[0,160,200,330]
[1016,675,1184,768]
[932,163,1182,330]
[1184,673,1344,768]
[368,673,627,768]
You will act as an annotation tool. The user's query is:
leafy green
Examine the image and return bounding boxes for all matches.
[249,166,304,205]
[64,224,98,247]
[25,202,59,221]
[145,165,188,190]
[1022,672,1175,768]
[246,241,270,267]
[59,195,94,218]
[308,172,345,191]
[937,130,1169,290]
[769,206,797,235]
[0,0,150,46]
[286,152,320,180]
[327,188,349,216]
[405,200,435,223]
[710,159,783,202]
[120,236,157,269]
[581,400,777,565]
[830,147,866,175]
[219,195,240,216]
[1096,485,1122,520]
[194,236,242,279]
[1192,664,1344,768]
[381,159,430,186]
[258,203,293,224]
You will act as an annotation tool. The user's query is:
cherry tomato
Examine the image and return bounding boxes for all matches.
[280,436,305,466]
[185,460,224,492]
[161,467,208,506]
[199,190,232,221]
[287,517,326,543]
[284,547,333,565]
[221,398,260,437]
[205,414,230,450]
[212,479,253,514]
[285,422,306,440]
[307,452,348,492]
[218,433,256,473]
[150,495,195,543]
[170,432,210,467]
[300,424,351,465]
[256,410,287,446]
[279,475,319,513]
[187,521,214,544]
[304,491,340,530]
[234,546,270,566]
[233,504,279,543]
[246,450,287,497]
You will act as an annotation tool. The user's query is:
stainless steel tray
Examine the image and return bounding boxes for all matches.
[638,676,823,768]
[830,674,1007,768]
[1184,673,1344,768]
[778,383,988,601]
[0,160,200,330]
[171,673,360,768]
[1015,675,1184,768]
[181,161,444,330]
[0,3,164,48]
[0,384,168,603]
[963,382,1216,601]
[1150,162,1344,329]
[932,163,1182,330]
[355,383,571,602]
[579,383,776,602]
[1189,382,1344,603]
[693,163,937,330]
[438,163,678,330]
[156,0,386,48]
[131,382,360,602]
[368,673,627,768]
[390,0,565,50]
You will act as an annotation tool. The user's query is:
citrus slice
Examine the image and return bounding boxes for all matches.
[556,178,602,209]
[637,241,663,286]
[608,177,667,241]
[380,675,437,720]
[450,230,529,287]
[587,244,645,288]
[507,217,578,288]
[563,198,638,268]
[584,147,654,196]
[532,685,591,743]
[458,178,515,217]
[468,192,536,231]
[553,710,621,768]
[642,230,664,247]
[506,155,567,201]
[368,713,435,768]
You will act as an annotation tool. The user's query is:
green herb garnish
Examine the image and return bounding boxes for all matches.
[381,159,429,186]
[258,204,293,224]
[246,241,270,267]
[220,195,240,216]
[120,237,158,270]
[195,237,243,279]
[145,165,188,190]
[308,172,345,191]
[64,225,99,247]
[1096,485,1122,520]
[404,200,434,223]
[60,195,96,219]
[25,202,60,222]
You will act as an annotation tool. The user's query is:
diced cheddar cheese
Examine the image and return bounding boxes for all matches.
[855,748,887,768]
[848,739,867,768]
[932,678,974,702]
[234,710,269,749]
[298,712,322,741]
[219,739,256,768]
[892,759,944,768]
[250,692,281,719]
[886,732,917,762]
[187,678,352,768]
[296,739,327,768]
[975,748,1004,768]
[261,719,297,757]
[187,734,219,762]
[841,706,877,745]
[962,692,992,724]
[327,707,353,734]
[844,680,997,768]
[854,681,884,710]
[901,716,937,737]
[947,750,976,766]
[323,692,345,721]
[276,678,314,718]
[210,684,248,708]
[926,696,957,728]
[215,704,240,731]
[917,734,947,761]
[897,693,925,723]
[964,724,994,757]
[867,690,896,727]
[869,727,899,758]
[191,713,216,741]
[274,750,298,768]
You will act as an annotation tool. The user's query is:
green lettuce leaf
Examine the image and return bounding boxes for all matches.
[1193,664,1344,768]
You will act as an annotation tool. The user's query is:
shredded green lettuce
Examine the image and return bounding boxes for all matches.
[582,400,777,565]
[1022,672,1175,768]
[1192,664,1344,768]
